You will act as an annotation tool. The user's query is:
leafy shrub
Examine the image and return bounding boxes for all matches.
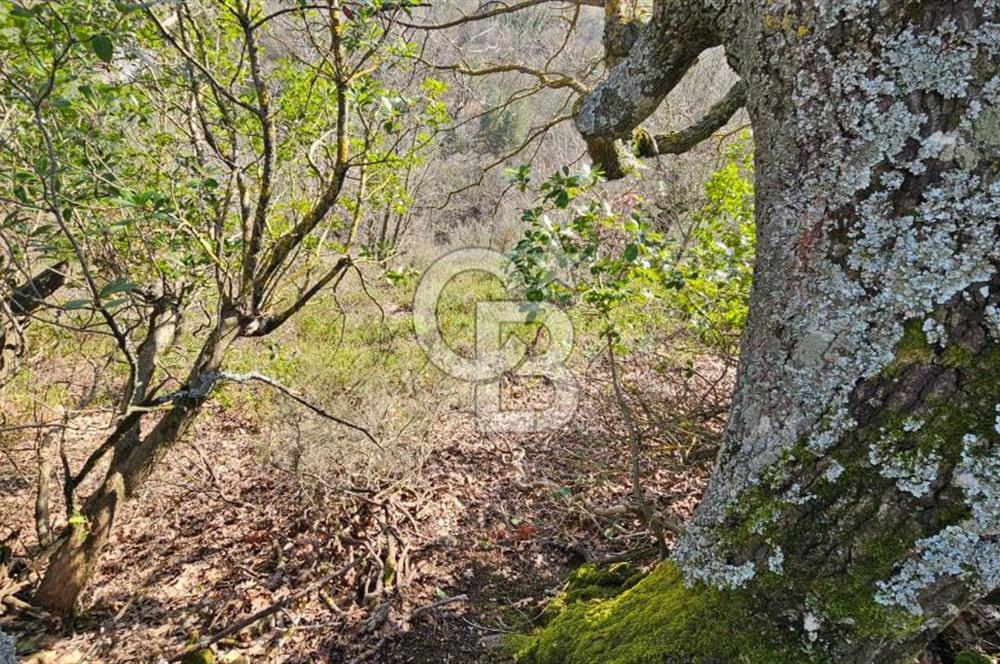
[666,136,755,354]
[504,136,755,357]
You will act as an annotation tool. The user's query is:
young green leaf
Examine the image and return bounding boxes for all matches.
[64,298,93,310]
[90,34,113,63]
[99,278,135,297]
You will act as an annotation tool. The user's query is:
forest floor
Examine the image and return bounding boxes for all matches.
[3,352,999,663]
[0,355,722,663]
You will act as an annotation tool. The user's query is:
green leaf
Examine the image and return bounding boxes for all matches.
[64,299,93,310]
[99,277,135,297]
[623,243,638,262]
[90,34,113,63]
[551,487,572,500]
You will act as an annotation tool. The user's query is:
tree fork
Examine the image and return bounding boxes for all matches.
[33,316,241,614]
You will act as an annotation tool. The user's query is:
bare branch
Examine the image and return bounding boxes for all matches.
[633,80,746,158]
[170,558,364,663]
[142,5,260,115]
[251,256,352,336]
[429,61,588,95]
[146,369,380,448]
[216,371,382,449]
[400,0,603,31]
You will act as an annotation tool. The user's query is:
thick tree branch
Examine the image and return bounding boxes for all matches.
[68,409,146,498]
[239,9,276,310]
[256,6,352,295]
[1,261,68,385]
[257,162,350,289]
[574,2,720,178]
[6,262,68,316]
[602,0,640,68]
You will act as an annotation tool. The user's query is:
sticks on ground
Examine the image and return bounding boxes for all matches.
[169,558,363,663]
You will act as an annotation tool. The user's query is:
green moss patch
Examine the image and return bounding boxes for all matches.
[537,562,644,623]
[507,562,808,664]
[953,652,991,664]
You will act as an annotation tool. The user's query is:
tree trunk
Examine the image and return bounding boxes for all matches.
[33,427,56,548]
[33,316,239,614]
[1,261,67,386]
[519,0,1000,661]
[32,404,201,613]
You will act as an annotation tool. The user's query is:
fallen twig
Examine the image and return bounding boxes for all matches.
[169,558,363,662]
[411,593,467,617]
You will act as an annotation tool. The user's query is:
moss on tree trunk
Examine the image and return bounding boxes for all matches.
[508,562,815,664]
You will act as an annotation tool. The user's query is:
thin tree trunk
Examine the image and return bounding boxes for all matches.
[606,339,668,558]
[33,403,201,613]
[33,427,56,549]
[33,316,239,613]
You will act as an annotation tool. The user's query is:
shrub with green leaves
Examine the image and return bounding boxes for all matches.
[666,136,755,354]
[506,165,676,353]
[505,137,755,357]
[0,0,449,613]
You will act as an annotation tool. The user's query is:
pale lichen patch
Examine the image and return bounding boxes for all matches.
[876,433,1000,615]
[869,436,941,498]
[824,459,845,482]
[985,304,1000,338]
[768,546,785,574]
